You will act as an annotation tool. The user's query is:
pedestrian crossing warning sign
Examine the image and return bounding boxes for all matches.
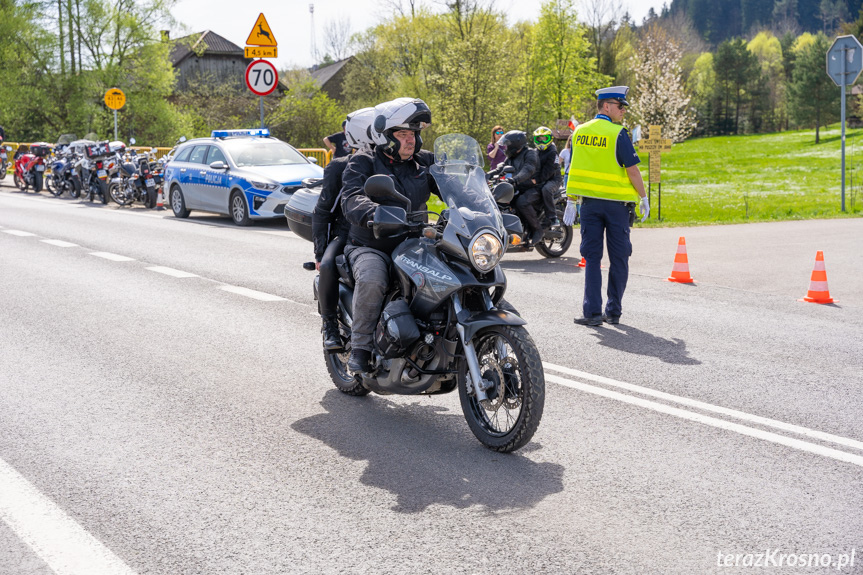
[246,13,277,47]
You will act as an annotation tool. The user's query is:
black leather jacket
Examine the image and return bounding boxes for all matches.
[487,146,539,192]
[312,155,351,261]
[536,144,563,195]
[341,146,439,253]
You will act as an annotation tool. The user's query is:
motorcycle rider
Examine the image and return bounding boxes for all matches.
[314,107,376,351]
[487,130,542,246]
[340,97,436,373]
[533,126,563,228]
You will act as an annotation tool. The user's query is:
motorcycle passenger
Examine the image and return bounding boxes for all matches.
[533,126,563,228]
[314,107,376,351]
[340,97,436,373]
[487,130,542,246]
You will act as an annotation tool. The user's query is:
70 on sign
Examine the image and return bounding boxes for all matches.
[245,59,278,96]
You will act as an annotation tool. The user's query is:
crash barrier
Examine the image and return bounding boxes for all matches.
[298,148,332,167]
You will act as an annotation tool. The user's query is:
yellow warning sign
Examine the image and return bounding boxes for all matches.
[104,88,126,110]
[246,13,277,47]
[245,46,277,58]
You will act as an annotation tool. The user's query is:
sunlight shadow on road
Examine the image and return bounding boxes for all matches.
[292,390,565,514]
[584,324,702,365]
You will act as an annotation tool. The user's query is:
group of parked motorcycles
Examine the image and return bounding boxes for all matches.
[2,134,166,208]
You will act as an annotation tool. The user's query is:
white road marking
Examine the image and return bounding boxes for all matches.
[218,285,287,301]
[89,252,135,262]
[41,239,79,248]
[146,266,198,278]
[0,457,138,575]
[543,362,863,452]
[545,372,863,468]
[3,230,37,237]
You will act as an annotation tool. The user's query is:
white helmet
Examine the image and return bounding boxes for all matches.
[344,107,376,150]
[371,97,431,154]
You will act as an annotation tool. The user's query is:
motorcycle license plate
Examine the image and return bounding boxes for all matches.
[146,178,155,188]
[97,170,107,178]
[35,164,45,171]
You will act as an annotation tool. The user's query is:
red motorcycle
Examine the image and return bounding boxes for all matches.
[13,142,52,193]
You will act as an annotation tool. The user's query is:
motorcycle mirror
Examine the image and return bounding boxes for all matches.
[373,205,408,239]
[502,166,515,174]
[306,156,318,164]
[364,174,411,211]
[493,182,515,204]
[209,161,229,170]
[129,137,136,145]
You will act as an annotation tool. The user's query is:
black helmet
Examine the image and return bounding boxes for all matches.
[498,130,527,159]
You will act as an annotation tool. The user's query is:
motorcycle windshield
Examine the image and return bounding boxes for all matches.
[430,134,503,233]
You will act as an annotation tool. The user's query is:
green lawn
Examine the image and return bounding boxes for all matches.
[637,124,863,225]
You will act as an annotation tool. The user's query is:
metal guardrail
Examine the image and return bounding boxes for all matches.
[299,148,332,167]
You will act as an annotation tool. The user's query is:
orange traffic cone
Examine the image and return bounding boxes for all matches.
[577,257,586,268]
[799,251,836,304]
[155,186,165,210]
[667,237,696,283]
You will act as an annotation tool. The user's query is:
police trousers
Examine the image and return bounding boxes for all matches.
[344,244,391,352]
[579,197,633,318]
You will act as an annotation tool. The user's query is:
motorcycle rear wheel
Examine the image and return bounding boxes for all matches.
[458,324,545,453]
[0,160,7,180]
[46,175,62,197]
[325,347,371,396]
[33,172,43,193]
[535,209,573,258]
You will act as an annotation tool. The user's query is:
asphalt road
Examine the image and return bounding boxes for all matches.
[1,186,862,575]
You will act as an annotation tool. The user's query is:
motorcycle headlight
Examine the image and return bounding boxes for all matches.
[470,232,503,272]
[249,180,280,191]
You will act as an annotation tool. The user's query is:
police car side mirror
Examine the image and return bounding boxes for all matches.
[306,156,318,164]
[209,161,229,170]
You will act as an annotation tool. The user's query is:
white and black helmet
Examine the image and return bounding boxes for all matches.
[371,97,432,155]
[344,107,376,150]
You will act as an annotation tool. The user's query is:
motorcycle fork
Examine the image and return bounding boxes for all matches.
[452,293,491,402]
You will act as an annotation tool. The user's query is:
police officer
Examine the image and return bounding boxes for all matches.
[487,130,543,246]
[314,107,376,350]
[340,97,435,373]
[566,86,649,326]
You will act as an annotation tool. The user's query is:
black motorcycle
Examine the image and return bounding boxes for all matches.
[109,146,160,208]
[318,134,545,453]
[45,146,82,198]
[76,142,110,204]
[488,167,574,258]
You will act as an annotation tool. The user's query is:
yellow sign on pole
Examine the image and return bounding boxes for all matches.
[246,13,277,47]
[104,88,126,110]
[245,46,278,58]
[649,152,661,184]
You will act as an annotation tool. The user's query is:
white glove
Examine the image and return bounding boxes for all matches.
[563,200,577,226]
[639,196,650,223]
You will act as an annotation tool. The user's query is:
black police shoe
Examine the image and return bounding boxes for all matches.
[574,316,603,326]
[602,314,621,325]
[347,348,373,373]
[322,316,342,350]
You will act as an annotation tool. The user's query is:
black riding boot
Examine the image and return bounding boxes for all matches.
[322,314,342,351]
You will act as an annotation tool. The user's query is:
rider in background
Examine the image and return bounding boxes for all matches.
[486,130,543,246]
[314,107,376,351]
[533,126,563,228]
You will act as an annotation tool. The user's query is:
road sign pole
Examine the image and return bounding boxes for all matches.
[114,110,118,140]
[260,97,264,129]
[842,47,847,212]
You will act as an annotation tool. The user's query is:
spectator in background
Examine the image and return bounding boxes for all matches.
[323,121,351,159]
[559,134,572,188]
[487,125,506,169]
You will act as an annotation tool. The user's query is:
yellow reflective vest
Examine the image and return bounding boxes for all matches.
[566,118,639,203]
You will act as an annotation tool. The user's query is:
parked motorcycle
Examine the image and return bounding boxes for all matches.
[488,167,574,258]
[76,141,111,204]
[0,144,11,181]
[13,142,52,193]
[109,140,160,208]
[318,134,544,453]
[45,145,82,198]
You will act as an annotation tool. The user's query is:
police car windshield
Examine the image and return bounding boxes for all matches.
[222,140,308,167]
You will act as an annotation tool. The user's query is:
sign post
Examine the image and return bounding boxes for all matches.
[104,88,126,140]
[827,35,863,212]
[245,14,279,130]
[637,125,673,220]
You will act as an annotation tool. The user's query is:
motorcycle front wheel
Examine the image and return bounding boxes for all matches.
[13,173,26,191]
[458,325,545,453]
[46,175,62,197]
[0,160,7,180]
[109,182,134,206]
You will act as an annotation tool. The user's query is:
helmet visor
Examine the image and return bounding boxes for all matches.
[534,134,552,145]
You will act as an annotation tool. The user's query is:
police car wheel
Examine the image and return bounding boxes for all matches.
[170,186,190,218]
[230,191,251,226]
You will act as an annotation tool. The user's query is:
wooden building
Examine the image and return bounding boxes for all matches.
[310,57,357,102]
[169,31,252,92]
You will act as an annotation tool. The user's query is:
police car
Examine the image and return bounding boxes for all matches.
[163,129,324,225]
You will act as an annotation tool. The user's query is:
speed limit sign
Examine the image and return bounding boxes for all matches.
[245,59,278,96]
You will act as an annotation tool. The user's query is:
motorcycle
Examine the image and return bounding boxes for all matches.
[0,144,11,181]
[45,145,82,198]
[108,143,160,208]
[75,141,111,204]
[13,142,52,193]
[487,167,574,258]
[318,133,545,453]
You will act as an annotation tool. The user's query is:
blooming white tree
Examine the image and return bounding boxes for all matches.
[628,24,696,143]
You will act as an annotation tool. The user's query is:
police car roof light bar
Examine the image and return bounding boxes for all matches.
[211,129,270,138]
